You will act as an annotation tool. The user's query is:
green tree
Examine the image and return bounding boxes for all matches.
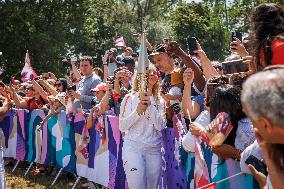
[170,2,230,61]
[0,0,87,81]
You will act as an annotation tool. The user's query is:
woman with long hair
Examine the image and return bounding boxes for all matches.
[184,84,255,159]
[249,3,284,70]
[119,65,166,189]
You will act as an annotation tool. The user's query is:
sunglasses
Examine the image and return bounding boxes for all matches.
[25,87,34,91]
[55,83,62,87]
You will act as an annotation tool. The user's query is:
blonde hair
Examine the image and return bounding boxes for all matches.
[132,64,160,98]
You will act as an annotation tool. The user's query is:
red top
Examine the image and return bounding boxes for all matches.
[25,96,47,110]
[260,39,284,65]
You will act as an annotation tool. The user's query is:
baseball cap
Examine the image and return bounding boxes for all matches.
[48,92,66,106]
[91,83,106,92]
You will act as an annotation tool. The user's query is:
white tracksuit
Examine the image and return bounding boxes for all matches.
[119,92,166,189]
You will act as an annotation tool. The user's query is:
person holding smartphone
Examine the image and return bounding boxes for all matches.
[119,66,166,189]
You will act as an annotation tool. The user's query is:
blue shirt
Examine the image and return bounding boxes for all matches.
[73,73,101,109]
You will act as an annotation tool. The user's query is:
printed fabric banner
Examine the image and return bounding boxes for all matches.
[74,113,109,187]
[0,111,16,158]
[1,110,259,189]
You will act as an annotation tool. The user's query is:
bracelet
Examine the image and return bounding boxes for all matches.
[235,149,242,161]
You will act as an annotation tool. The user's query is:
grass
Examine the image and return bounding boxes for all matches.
[4,162,100,189]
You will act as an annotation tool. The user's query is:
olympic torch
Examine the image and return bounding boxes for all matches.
[137,32,149,97]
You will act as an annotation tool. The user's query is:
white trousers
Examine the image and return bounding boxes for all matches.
[122,145,162,189]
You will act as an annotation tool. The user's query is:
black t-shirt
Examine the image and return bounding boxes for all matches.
[160,74,171,94]
[160,73,200,128]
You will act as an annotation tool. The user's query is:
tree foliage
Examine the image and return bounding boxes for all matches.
[170,2,230,61]
[0,0,283,81]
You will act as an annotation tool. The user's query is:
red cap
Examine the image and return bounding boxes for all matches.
[91,83,106,92]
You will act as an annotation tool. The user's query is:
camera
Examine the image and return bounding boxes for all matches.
[62,57,71,67]
[222,59,248,75]
[231,32,242,42]
[67,85,76,91]
[106,76,115,85]
[91,98,99,107]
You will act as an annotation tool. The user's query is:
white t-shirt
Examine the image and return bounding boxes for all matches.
[168,86,182,105]
[182,110,210,152]
[240,140,263,174]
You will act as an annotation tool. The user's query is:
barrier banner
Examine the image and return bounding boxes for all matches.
[0,111,15,158]
[1,110,259,189]
[74,113,109,187]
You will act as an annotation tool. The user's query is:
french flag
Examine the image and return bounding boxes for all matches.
[21,50,37,82]
[194,137,210,188]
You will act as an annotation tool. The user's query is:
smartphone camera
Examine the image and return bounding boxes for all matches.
[106,76,115,85]
[187,37,197,55]
[222,59,248,75]
[231,32,242,42]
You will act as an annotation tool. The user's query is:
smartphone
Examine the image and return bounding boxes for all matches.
[245,155,268,176]
[231,32,242,42]
[67,85,76,91]
[222,59,248,75]
[187,37,197,55]
[42,73,49,79]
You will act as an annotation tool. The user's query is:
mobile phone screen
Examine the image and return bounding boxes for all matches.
[245,155,268,176]
[187,37,197,55]
[231,32,242,42]
[222,59,248,75]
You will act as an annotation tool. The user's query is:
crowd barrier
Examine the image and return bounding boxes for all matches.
[0,109,259,189]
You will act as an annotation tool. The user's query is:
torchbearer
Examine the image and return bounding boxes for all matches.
[119,32,166,189]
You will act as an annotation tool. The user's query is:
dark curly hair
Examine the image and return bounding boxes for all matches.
[210,84,245,146]
[249,3,284,70]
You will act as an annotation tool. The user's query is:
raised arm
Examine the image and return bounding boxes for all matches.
[71,61,81,82]
[38,79,58,96]
[31,80,48,99]
[86,108,95,129]
[168,41,206,92]
[99,83,112,114]
[195,42,219,81]
[102,52,109,83]
[182,69,201,119]
[168,41,206,91]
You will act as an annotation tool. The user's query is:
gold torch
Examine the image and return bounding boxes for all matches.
[137,32,149,97]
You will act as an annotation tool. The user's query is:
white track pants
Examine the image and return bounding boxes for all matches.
[122,145,161,189]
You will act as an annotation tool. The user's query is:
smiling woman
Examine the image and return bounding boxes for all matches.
[119,65,166,189]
